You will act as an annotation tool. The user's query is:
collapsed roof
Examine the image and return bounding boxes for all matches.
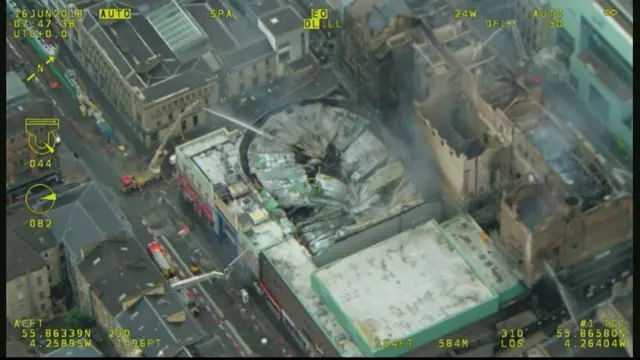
[244,101,424,255]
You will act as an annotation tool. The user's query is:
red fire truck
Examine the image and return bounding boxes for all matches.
[147,240,177,279]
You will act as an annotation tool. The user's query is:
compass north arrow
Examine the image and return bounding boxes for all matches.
[40,193,57,201]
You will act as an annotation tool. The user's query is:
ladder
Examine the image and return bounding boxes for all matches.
[511,25,528,65]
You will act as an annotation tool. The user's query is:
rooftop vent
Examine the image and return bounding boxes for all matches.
[270,17,279,24]
[92,257,101,266]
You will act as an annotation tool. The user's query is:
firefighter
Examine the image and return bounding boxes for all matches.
[190,263,200,275]
[188,301,200,317]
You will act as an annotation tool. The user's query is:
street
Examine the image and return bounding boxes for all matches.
[7,29,294,357]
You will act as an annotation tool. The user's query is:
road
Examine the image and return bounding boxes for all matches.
[6,33,259,357]
[141,195,299,357]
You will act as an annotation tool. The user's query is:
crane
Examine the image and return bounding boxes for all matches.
[148,100,201,174]
[169,248,250,290]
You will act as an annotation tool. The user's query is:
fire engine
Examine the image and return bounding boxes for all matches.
[147,240,177,279]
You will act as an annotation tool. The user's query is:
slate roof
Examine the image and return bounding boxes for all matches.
[115,293,206,357]
[44,181,126,261]
[7,230,46,282]
[80,0,272,104]
[80,0,227,104]
[259,7,303,36]
[45,346,104,357]
[220,39,274,72]
[77,234,166,317]
[11,213,57,254]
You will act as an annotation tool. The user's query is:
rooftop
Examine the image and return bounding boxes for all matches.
[45,346,104,357]
[9,210,58,254]
[346,0,413,32]
[248,102,423,254]
[312,219,495,354]
[440,214,526,302]
[77,234,166,317]
[518,116,611,210]
[7,230,46,282]
[81,0,230,104]
[45,181,128,261]
[265,240,361,357]
[6,71,30,104]
[115,293,207,357]
[258,6,303,36]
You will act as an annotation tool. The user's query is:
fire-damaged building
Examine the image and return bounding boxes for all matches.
[411,0,632,293]
[174,99,494,356]
[340,0,420,109]
[6,71,61,205]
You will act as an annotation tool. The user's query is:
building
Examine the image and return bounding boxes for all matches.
[115,292,209,357]
[45,346,104,357]
[7,230,53,323]
[174,99,480,356]
[6,71,61,205]
[10,211,62,289]
[256,6,309,77]
[70,0,277,146]
[340,0,418,108]
[75,233,168,357]
[513,0,633,147]
[42,182,130,304]
[411,0,633,286]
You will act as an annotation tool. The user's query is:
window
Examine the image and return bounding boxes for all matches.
[181,120,187,131]
[40,303,47,310]
[582,18,632,87]
[239,83,245,93]
[265,58,270,66]
[46,265,50,271]
[17,292,25,301]
[556,27,575,57]
[569,74,579,90]
[168,113,174,121]
[251,76,259,87]
[39,291,45,300]
[238,69,243,78]
[43,252,48,258]
[622,116,632,130]
[279,51,290,63]
[193,115,199,126]
[252,64,257,73]
[588,85,610,121]
[36,276,42,286]
[49,275,52,283]
[266,72,272,82]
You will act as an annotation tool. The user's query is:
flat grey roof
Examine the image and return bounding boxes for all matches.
[259,7,303,36]
[77,234,166,317]
[313,219,495,348]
